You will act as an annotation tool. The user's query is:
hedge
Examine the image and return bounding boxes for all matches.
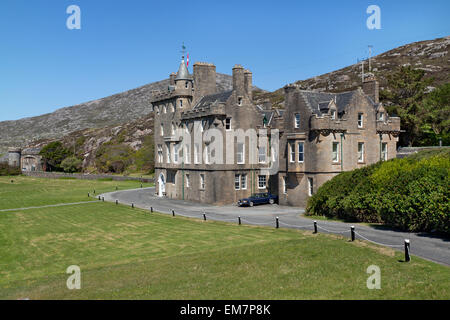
[306,149,450,235]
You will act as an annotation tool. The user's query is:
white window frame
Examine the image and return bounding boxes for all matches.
[166,143,171,163]
[237,142,245,164]
[194,143,200,164]
[331,110,336,120]
[332,142,339,163]
[258,146,266,164]
[258,175,267,189]
[173,144,179,163]
[235,174,240,190]
[225,118,232,131]
[358,113,364,128]
[241,174,247,190]
[160,123,164,136]
[294,113,301,128]
[184,144,190,164]
[382,143,388,161]
[298,142,304,163]
[290,143,295,163]
[358,142,364,163]
[157,144,163,163]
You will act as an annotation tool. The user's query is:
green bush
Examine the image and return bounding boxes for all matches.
[306,149,450,235]
[39,141,72,171]
[0,163,21,176]
[61,156,83,173]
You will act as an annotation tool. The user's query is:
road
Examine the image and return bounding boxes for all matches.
[101,187,450,266]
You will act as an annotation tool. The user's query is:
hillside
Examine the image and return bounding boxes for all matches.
[253,35,450,108]
[0,73,238,155]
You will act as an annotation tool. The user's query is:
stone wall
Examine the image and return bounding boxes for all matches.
[22,171,154,183]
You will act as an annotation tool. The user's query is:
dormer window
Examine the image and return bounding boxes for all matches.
[378,112,384,121]
[225,118,232,131]
[294,113,301,128]
[180,100,183,108]
[358,113,364,128]
[238,97,243,106]
[331,110,336,120]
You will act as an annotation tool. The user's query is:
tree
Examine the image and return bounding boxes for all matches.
[380,66,433,146]
[420,83,450,146]
[39,141,71,171]
[61,156,82,173]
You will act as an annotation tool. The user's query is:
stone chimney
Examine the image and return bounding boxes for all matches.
[232,65,245,96]
[169,72,176,86]
[362,75,379,103]
[193,62,216,103]
[244,69,252,100]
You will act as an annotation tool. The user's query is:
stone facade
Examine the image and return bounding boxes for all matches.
[153,55,401,207]
[8,147,43,171]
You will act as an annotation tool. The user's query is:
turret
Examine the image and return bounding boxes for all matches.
[8,147,21,168]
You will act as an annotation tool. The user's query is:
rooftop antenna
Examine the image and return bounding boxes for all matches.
[368,45,373,72]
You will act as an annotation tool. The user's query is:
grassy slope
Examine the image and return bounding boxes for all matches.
[0,177,449,299]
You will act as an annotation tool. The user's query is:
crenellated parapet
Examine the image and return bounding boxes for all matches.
[180,104,226,120]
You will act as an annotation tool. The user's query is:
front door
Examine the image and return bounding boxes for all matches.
[158,173,165,197]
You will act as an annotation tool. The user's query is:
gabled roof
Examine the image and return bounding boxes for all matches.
[175,58,191,81]
[300,90,360,115]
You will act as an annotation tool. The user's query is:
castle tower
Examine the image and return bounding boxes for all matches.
[8,147,21,168]
[193,62,217,103]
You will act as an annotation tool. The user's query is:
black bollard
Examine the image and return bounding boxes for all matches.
[404,239,411,262]
[203,213,206,221]
[314,221,317,234]
[172,209,175,217]
[132,203,134,208]
[276,217,279,229]
[94,190,96,194]
[238,216,241,225]
[150,207,153,213]
[102,197,104,202]
[351,226,355,241]
[98,196,101,200]
[88,193,90,197]
[115,200,118,205]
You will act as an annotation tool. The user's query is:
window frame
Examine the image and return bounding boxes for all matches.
[258,175,267,189]
[308,177,314,196]
[294,113,301,128]
[358,142,365,163]
[332,142,339,163]
[237,142,245,164]
[357,113,364,128]
[298,142,304,163]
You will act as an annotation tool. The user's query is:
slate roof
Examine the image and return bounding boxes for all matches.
[193,90,233,109]
[300,90,361,116]
[175,59,191,81]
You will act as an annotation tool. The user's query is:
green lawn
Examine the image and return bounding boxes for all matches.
[0,176,152,210]
[0,176,449,299]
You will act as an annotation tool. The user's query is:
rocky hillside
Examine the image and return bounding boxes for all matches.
[0,73,238,156]
[253,35,450,108]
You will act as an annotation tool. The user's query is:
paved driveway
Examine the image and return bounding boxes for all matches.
[101,187,450,266]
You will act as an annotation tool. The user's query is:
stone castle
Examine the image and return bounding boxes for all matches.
[152,54,401,207]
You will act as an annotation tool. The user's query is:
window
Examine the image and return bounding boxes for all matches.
[378,112,384,121]
[235,174,240,190]
[258,175,267,189]
[358,113,364,128]
[283,176,287,194]
[225,118,232,131]
[290,143,295,163]
[358,142,364,163]
[166,143,171,163]
[157,145,163,163]
[194,143,200,164]
[258,146,266,163]
[184,144,190,164]
[167,170,176,184]
[160,124,164,136]
[331,110,336,120]
[332,142,339,163]
[381,143,388,161]
[298,142,304,162]
[170,103,175,112]
[294,113,301,128]
[238,97,242,106]
[184,123,189,133]
[237,142,245,164]
[201,120,206,132]
[163,105,167,113]
[205,145,211,164]
[200,174,205,189]
[308,178,314,196]
[171,123,176,135]
[185,82,188,89]
[173,144,179,163]
[241,174,247,190]
[180,100,183,108]
[186,174,190,188]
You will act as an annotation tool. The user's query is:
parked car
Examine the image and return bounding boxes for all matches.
[237,193,278,207]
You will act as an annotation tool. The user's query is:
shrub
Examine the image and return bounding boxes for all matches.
[39,141,71,171]
[0,163,21,176]
[61,156,83,173]
[306,149,450,235]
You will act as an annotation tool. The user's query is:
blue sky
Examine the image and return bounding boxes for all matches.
[0,0,448,121]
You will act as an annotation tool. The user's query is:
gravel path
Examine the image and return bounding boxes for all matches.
[101,187,450,266]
